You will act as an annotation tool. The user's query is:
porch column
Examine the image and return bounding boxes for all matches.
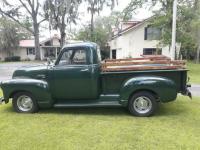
[55,47,58,58]
[40,48,44,60]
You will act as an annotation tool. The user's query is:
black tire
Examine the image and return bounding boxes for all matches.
[128,91,158,117]
[12,92,39,113]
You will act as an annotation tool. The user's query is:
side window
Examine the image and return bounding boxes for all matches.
[58,49,87,65]
[73,50,87,64]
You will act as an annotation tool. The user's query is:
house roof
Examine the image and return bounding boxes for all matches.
[111,17,153,40]
[40,34,60,46]
[19,40,35,47]
[63,42,97,49]
[19,34,60,48]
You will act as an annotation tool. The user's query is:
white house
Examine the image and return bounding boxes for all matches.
[0,34,61,61]
[109,18,173,59]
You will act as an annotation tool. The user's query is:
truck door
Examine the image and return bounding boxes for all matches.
[52,47,97,100]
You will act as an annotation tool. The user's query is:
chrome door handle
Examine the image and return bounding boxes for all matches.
[80,68,89,72]
[37,74,46,79]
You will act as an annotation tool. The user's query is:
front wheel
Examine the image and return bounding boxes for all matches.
[128,91,158,117]
[12,92,39,113]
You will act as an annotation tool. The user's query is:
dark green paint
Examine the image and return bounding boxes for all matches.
[1,79,52,107]
[119,76,177,106]
[0,42,190,108]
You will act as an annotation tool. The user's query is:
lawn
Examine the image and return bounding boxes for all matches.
[0,61,199,150]
[187,62,200,84]
[0,89,200,150]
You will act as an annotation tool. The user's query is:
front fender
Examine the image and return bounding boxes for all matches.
[119,76,177,106]
[0,79,53,108]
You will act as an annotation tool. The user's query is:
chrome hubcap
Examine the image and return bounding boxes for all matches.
[133,96,152,114]
[16,95,33,112]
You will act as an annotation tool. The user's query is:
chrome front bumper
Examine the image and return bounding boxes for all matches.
[0,97,4,104]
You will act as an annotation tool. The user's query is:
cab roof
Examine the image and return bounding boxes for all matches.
[62,42,97,49]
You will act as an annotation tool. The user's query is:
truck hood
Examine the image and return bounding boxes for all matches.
[12,64,49,80]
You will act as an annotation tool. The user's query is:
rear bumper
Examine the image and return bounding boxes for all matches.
[182,84,192,99]
[0,97,4,104]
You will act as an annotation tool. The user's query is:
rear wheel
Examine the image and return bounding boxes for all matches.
[12,92,39,113]
[128,91,158,117]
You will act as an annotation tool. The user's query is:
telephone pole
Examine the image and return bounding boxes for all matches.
[170,0,177,60]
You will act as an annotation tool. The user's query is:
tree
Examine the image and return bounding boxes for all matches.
[0,17,31,56]
[191,0,200,63]
[0,0,46,60]
[44,0,81,47]
[108,11,133,32]
[76,13,123,59]
[124,0,199,61]
[76,11,132,59]
[85,0,117,39]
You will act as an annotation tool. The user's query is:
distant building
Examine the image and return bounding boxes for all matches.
[109,17,176,59]
[0,34,61,61]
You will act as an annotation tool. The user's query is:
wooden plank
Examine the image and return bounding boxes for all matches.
[141,55,170,59]
[104,60,170,66]
[105,57,151,62]
[102,60,185,67]
[105,55,171,63]
[102,65,185,72]
[171,60,186,65]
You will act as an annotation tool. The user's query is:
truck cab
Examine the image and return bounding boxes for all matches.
[0,42,191,117]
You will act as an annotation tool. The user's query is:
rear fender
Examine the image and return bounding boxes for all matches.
[0,79,53,108]
[119,76,177,106]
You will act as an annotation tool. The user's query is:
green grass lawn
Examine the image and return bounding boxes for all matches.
[187,62,200,84]
[0,61,199,149]
[0,89,200,150]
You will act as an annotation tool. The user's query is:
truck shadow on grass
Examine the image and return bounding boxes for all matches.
[39,105,186,117]
[3,103,188,117]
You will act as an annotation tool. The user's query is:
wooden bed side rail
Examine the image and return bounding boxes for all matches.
[102,65,185,72]
[105,55,171,62]
[102,60,186,67]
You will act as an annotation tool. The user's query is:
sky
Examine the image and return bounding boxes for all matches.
[3,0,155,38]
[40,0,154,38]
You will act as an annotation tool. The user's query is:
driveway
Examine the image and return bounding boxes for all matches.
[0,62,43,81]
[0,62,199,97]
[188,85,200,97]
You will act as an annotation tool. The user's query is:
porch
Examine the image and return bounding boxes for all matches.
[41,46,61,60]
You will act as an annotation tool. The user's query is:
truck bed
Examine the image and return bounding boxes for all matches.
[101,68,188,95]
[100,56,187,95]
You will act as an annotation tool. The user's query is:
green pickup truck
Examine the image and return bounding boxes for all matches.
[0,42,191,117]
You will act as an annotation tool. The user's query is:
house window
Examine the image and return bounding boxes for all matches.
[111,49,116,59]
[143,48,162,55]
[27,48,35,55]
[144,26,161,40]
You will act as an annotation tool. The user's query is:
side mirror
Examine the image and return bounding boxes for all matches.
[47,58,51,65]
[47,57,56,66]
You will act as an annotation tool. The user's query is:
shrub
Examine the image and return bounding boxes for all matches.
[23,58,31,61]
[5,56,21,62]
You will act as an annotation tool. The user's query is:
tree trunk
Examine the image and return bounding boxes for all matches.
[59,21,66,48]
[59,14,66,48]
[90,11,94,40]
[196,44,200,63]
[34,25,41,60]
[60,31,66,48]
[33,14,41,60]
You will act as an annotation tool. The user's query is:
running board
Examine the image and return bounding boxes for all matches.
[53,101,121,108]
